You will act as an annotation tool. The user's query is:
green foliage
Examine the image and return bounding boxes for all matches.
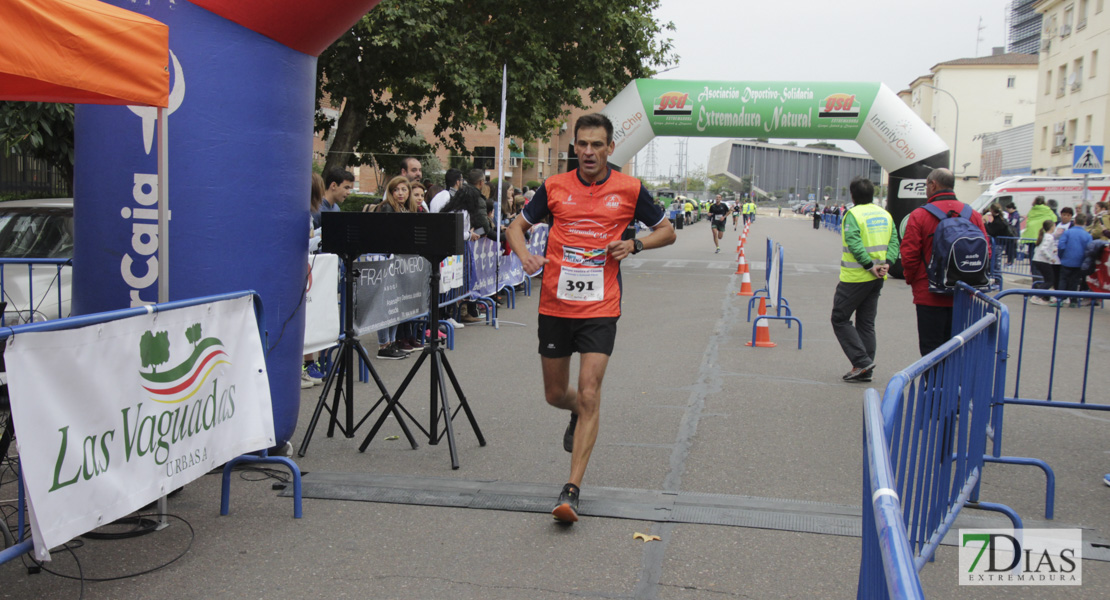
[185,323,202,346]
[0,102,75,189]
[139,330,171,373]
[526,180,541,189]
[344,194,380,212]
[316,0,675,175]
[806,141,842,151]
[708,175,739,194]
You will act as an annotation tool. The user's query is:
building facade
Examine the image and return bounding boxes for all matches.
[1032,0,1110,175]
[980,122,1036,181]
[1009,0,1045,54]
[707,140,880,205]
[313,91,615,194]
[899,49,1038,201]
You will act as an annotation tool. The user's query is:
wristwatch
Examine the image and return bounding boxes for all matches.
[632,239,644,254]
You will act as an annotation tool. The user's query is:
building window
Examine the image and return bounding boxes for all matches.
[1042,126,1049,150]
[1067,118,1078,147]
[1045,70,1053,95]
[1058,64,1068,97]
[1079,0,1090,27]
[1004,114,1013,127]
[1073,58,1084,91]
[1007,76,1016,88]
[1092,50,1099,77]
[1085,114,1093,141]
[1063,5,1074,36]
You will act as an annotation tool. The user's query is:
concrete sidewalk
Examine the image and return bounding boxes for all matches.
[2,214,1108,599]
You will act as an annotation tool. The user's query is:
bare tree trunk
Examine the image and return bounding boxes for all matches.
[322,98,368,176]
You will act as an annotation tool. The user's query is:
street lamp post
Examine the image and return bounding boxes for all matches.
[920,83,958,172]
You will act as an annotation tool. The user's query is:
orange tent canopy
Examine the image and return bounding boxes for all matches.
[0,0,169,107]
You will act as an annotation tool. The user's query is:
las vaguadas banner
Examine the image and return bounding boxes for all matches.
[5,296,275,560]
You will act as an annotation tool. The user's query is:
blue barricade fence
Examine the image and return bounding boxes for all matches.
[0,291,302,567]
[0,258,71,326]
[822,213,842,233]
[858,284,1020,598]
[990,236,1035,282]
[973,288,1110,520]
[747,242,802,348]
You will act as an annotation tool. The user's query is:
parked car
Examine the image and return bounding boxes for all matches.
[0,198,73,325]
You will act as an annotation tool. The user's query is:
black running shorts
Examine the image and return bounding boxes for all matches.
[537,314,618,358]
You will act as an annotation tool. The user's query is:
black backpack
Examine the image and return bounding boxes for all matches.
[923,203,991,294]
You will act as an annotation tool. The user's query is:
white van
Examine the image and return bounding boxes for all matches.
[969,175,1110,217]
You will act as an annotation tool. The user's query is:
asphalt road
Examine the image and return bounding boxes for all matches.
[2,212,1108,599]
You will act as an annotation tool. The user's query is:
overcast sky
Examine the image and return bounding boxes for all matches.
[640,0,1012,180]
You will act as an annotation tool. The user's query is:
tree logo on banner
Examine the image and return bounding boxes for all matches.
[139,323,231,405]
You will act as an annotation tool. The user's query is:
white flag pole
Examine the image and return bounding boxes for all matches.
[493,63,508,329]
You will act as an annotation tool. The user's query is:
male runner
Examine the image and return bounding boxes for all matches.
[731,200,741,230]
[708,194,729,253]
[505,113,676,523]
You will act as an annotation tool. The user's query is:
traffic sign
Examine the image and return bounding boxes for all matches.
[1073,145,1103,174]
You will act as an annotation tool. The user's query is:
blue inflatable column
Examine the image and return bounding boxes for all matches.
[73,1,314,447]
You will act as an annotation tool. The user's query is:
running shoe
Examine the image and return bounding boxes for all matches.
[843,363,875,382]
[715,247,720,253]
[460,313,482,324]
[305,361,326,381]
[300,370,314,389]
[1104,473,1110,487]
[377,345,408,360]
[563,413,578,453]
[552,483,580,523]
[445,317,464,329]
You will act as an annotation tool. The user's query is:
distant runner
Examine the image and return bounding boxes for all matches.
[708,194,729,253]
[731,200,741,230]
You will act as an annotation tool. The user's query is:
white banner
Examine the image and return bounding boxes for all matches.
[440,255,464,291]
[303,253,340,355]
[5,296,275,561]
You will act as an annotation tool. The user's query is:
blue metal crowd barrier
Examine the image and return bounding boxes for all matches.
[822,212,842,233]
[858,284,1020,598]
[0,291,302,567]
[990,237,1034,283]
[0,258,71,326]
[859,388,925,600]
[747,242,802,349]
[975,288,1110,519]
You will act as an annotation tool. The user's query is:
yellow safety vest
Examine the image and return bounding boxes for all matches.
[840,203,893,283]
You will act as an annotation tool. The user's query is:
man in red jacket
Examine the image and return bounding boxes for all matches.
[900,168,990,356]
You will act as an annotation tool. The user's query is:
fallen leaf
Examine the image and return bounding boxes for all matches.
[384,435,400,441]
[633,532,661,542]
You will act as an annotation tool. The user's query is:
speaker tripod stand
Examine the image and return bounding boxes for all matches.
[359,256,485,469]
[297,252,418,457]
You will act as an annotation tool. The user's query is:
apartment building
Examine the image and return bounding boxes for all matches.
[314,91,615,194]
[1032,0,1110,175]
[899,49,1039,201]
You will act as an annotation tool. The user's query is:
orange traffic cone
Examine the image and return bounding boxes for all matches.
[745,297,776,348]
[737,270,754,296]
[734,247,749,275]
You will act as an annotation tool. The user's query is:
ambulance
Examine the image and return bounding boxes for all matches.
[969,175,1110,217]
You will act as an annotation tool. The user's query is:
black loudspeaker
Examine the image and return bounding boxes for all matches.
[321,212,464,258]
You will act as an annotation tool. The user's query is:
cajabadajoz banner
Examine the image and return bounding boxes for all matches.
[353,256,431,337]
[5,296,274,561]
[524,224,550,276]
[71,0,382,450]
[471,238,525,297]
